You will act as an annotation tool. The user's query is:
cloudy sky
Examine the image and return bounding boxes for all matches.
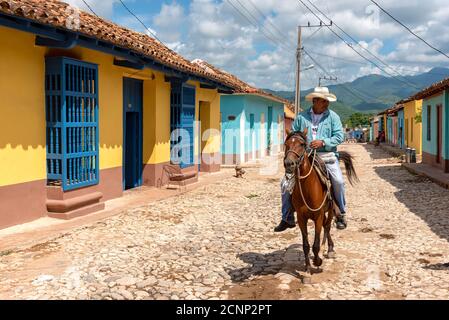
[66,0,449,91]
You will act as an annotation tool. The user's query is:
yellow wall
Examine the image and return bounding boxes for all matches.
[142,72,171,164]
[0,28,47,187]
[143,79,222,165]
[193,81,221,156]
[403,99,422,154]
[0,27,222,189]
[45,46,166,170]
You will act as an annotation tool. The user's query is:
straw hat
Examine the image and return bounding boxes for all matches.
[305,86,337,102]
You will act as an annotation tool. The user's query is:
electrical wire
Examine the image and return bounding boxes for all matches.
[81,0,99,17]
[370,0,449,60]
[118,0,165,44]
[297,0,420,89]
[304,0,421,88]
[225,0,295,52]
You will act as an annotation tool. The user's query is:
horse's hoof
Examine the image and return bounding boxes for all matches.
[313,257,323,267]
[326,251,336,259]
[302,275,312,284]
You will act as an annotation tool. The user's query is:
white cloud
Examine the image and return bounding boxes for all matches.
[72,0,449,91]
[64,0,117,18]
[153,2,185,42]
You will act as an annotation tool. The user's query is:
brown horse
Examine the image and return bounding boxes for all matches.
[284,129,358,277]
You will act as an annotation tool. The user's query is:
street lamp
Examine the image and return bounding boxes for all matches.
[301,64,314,72]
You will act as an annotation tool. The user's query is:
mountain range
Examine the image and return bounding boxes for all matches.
[264,67,449,121]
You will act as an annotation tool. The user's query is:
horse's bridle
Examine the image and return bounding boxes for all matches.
[284,134,308,168]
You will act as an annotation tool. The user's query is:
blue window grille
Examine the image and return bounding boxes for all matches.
[170,82,195,169]
[45,57,99,191]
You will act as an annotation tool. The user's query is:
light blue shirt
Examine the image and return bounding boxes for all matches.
[292,107,344,153]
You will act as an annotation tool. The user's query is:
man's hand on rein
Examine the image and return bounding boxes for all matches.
[310,140,325,149]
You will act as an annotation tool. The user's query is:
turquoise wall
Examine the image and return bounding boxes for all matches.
[221,95,245,156]
[422,93,445,157]
[220,95,284,157]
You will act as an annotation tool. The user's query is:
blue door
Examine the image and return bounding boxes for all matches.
[180,86,195,168]
[123,78,143,190]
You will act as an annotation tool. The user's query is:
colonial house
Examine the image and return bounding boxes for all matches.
[369,116,380,142]
[0,0,249,229]
[411,78,449,172]
[376,110,387,142]
[192,60,289,165]
[396,97,423,155]
[385,105,405,148]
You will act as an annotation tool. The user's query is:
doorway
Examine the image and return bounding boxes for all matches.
[123,77,143,190]
[199,101,210,171]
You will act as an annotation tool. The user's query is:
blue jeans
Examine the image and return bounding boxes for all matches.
[281,161,346,224]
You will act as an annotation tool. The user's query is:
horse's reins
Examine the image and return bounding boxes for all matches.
[285,135,330,212]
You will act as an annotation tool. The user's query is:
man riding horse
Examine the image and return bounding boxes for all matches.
[275,86,348,232]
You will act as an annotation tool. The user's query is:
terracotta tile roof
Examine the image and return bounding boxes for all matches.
[0,0,236,89]
[191,59,291,105]
[0,0,294,105]
[393,77,449,106]
[409,77,449,100]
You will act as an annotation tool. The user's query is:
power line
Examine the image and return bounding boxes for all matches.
[297,0,420,89]
[303,49,332,76]
[118,0,165,44]
[81,0,99,17]
[304,49,386,103]
[308,50,449,76]
[226,0,294,52]
[370,0,449,60]
[302,0,420,89]
[304,26,323,41]
[305,0,413,79]
[245,0,289,41]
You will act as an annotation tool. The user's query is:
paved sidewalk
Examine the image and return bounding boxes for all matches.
[0,168,234,252]
[403,163,449,189]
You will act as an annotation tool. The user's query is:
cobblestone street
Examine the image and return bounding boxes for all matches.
[1,143,449,300]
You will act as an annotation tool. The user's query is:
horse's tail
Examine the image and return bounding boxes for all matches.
[338,151,359,186]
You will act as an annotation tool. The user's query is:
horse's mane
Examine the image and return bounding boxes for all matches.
[286,130,307,143]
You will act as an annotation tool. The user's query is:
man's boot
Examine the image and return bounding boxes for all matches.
[274,220,296,232]
[336,214,347,230]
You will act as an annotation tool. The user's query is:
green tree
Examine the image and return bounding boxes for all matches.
[345,112,373,128]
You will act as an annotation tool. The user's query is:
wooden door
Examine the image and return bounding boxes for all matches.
[437,105,442,164]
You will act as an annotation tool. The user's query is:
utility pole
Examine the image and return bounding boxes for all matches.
[319,76,338,87]
[294,21,333,115]
[294,26,302,116]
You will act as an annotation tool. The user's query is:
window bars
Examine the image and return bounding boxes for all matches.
[46,57,99,191]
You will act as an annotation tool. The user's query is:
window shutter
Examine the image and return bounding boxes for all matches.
[170,82,196,169]
[46,57,99,191]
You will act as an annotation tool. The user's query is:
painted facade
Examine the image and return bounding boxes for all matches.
[221,95,285,164]
[369,116,379,142]
[403,99,423,154]
[0,26,228,229]
[0,0,259,230]
[421,91,449,171]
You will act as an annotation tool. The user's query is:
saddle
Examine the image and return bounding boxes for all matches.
[309,152,333,203]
